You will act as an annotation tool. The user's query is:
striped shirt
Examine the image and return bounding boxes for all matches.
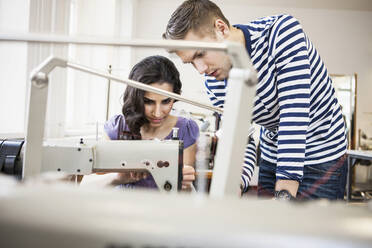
[205,15,347,191]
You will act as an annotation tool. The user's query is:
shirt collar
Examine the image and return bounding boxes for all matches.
[233,24,252,59]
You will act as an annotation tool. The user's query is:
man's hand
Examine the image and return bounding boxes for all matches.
[182,165,196,191]
[275,179,299,198]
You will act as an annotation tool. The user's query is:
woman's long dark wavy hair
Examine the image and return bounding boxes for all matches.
[122,55,182,139]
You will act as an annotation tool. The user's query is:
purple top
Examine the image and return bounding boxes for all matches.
[104,114,199,189]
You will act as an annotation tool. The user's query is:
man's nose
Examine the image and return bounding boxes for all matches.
[194,60,208,74]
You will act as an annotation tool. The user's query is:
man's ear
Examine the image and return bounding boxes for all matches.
[214,19,230,39]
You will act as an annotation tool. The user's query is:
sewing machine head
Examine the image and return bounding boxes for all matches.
[42,138,183,192]
[2,138,183,192]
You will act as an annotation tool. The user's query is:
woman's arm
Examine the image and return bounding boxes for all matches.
[80,171,148,187]
[183,143,197,166]
[103,132,111,140]
[181,143,197,190]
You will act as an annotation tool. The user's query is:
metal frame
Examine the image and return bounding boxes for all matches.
[346,150,372,201]
[0,34,257,198]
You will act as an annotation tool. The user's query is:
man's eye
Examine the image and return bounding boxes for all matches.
[196,51,205,58]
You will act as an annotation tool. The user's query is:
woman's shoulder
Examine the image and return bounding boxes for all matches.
[176,116,197,129]
[176,116,200,148]
[104,114,127,140]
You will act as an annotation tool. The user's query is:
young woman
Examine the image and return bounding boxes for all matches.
[82,55,199,190]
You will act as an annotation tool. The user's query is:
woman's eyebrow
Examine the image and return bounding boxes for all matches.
[143,97,154,102]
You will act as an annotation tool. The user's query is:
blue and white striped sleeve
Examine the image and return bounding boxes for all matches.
[204,77,226,108]
[205,77,256,191]
[273,15,311,181]
[241,137,256,192]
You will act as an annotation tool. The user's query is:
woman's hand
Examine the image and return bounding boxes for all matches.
[112,171,149,185]
[181,165,196,191]
[80,171,148,187]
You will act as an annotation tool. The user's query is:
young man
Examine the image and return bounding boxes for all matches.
[163,0,348,200]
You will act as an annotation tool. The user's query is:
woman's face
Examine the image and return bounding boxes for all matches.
[143,82,175,127]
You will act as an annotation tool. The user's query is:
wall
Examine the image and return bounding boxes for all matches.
[132,0,372,138]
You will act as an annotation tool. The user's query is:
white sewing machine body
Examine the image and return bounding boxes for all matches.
[39,139,183,192]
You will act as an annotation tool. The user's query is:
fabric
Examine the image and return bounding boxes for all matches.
[104,114,199,189]
[204,15,347,191]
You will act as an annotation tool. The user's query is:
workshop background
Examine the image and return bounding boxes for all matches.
[0,0,371,147]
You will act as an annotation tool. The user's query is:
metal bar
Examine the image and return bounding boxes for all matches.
[23,78,49,178]
[209,68,256,197]
[347,155,351,201]
[66,61,223,114]
[0,33,227,51]
[105,65,112,121]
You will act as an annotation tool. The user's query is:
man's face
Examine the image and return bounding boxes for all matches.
[175,30,232,81]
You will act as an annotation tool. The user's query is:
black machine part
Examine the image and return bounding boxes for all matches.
[0,139,24,180]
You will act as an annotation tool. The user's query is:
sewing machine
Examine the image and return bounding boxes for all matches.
[44,139,183,192]
[4,35,254,197]
[1,137,183,192]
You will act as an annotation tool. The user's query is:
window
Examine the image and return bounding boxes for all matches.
[0,1,30,138]
[65,0,135,137]
[0,0,134,139]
